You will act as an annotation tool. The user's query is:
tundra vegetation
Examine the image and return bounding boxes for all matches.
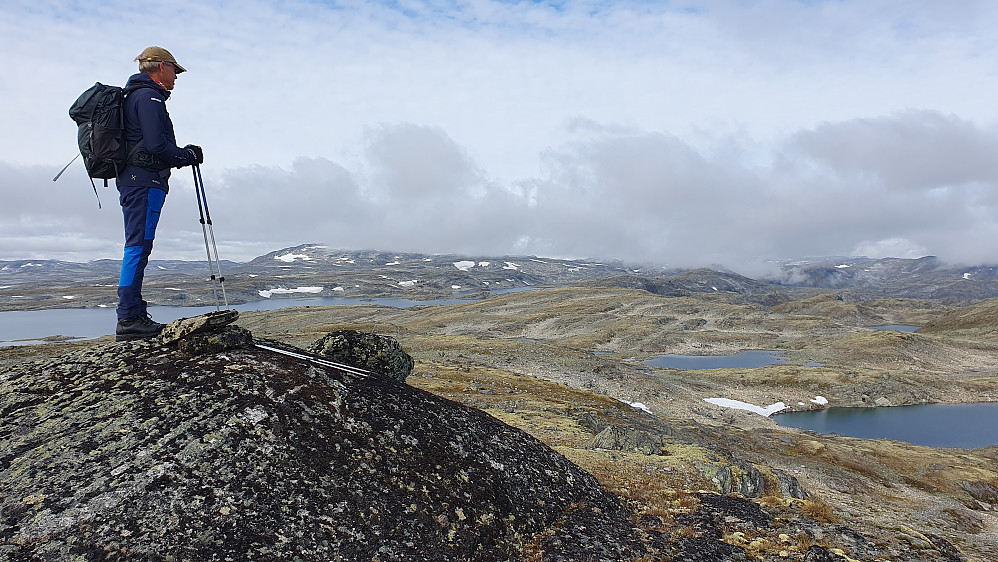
[2,252,997,559]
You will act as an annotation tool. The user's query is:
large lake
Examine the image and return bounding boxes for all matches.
[775,403,998,448]
[1,289,531,346]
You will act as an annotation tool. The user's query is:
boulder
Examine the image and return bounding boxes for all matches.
[773,468,811,499]
[159,309,240,344]
[308,330,414,383]
[701,461,766,498]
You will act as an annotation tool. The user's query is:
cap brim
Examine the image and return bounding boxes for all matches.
[173,62,187,74]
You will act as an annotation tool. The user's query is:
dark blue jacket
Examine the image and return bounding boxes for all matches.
[117,73,196,191]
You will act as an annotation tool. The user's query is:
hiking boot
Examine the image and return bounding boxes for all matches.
[116,314,166,341]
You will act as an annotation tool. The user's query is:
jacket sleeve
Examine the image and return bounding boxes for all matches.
[133,91,195,168]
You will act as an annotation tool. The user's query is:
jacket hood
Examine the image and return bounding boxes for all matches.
[124,72,170,99]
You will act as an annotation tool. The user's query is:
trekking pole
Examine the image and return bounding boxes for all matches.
[192,164,229,310]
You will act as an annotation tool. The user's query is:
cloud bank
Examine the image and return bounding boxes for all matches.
[2,1,997,272]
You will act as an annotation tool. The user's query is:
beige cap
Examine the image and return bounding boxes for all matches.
[134,46,187,73]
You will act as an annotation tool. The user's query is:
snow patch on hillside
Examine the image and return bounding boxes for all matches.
[704,398,786,417]
[275,253,312,263]
[259,286,323,298]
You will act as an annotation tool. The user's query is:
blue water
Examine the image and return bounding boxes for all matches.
[775,403,998,448]
[0,288,533,346]
[643,350,787,370]
[869,325,919,332]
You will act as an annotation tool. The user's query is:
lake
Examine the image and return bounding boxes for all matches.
[642,350,788,370]
[0,289,532,346]
[775,403,998,448]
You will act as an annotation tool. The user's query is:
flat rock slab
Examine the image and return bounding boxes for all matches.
[159,309,240,344]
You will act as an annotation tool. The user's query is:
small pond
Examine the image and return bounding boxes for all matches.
[869,325,919,332]
[775,403,998,448]
[642,350,788,370]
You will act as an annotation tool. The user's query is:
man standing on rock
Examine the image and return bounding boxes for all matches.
[115,47,204,341]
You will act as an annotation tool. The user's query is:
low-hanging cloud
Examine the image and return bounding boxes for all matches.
[3,111,998,272]
[791,111,998,191]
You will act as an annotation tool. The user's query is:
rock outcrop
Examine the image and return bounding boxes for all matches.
[2,319,653,560]
[590,425,671,456]
[308,329,414,383]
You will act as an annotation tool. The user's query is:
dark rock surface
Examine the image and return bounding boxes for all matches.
[0,327,650,561]
[308,330,414,383]
[804,546,849,561]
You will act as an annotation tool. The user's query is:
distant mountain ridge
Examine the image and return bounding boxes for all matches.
[3,246,998,303]
[0,259,238,284]
[773,255,998,301]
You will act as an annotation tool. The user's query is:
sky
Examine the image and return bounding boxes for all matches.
[2,0,998,275]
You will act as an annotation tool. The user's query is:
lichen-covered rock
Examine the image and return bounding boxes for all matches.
[773,468,811,499]
[695,460,766,498]
[308,330,414,383]
[732,461,766,498]
[0,338,643,561]
[176,325,254,355]
[960,480,998,506]
[159,309,240,344]
[590,425,670,455]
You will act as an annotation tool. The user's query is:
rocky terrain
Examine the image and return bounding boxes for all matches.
[1,312,940,562]
[2,247,998,560]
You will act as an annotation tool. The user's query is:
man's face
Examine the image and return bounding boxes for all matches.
[151,61,178,91]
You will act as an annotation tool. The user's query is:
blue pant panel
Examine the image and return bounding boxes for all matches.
[117,186,166,320]
[118,245,146,287]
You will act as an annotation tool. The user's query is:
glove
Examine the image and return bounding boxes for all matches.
[184,144,204,165]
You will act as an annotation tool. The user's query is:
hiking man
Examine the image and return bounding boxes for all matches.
[115,46,203,341]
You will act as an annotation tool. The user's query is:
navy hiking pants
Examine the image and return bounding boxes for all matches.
[117,186,166,320]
